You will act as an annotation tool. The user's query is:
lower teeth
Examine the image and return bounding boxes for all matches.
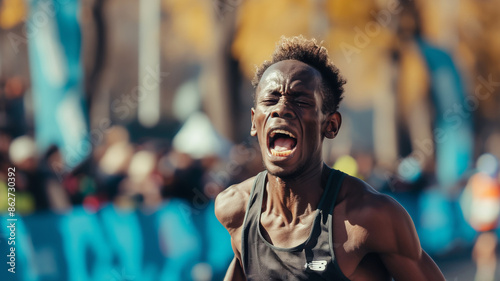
[271,149,292,157]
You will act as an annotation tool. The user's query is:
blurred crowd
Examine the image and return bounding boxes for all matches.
[0,124,264,213]
[0,118,264,280]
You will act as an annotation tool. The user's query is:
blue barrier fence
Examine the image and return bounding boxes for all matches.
[0,199,233,281]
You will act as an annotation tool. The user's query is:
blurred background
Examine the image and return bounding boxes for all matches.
[0,0,500,280]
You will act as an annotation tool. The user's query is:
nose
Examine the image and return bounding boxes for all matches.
[271,101,296,119]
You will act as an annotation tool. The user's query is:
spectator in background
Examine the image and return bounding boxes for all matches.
[98,145,144,281]
[167,111,241,280]
[461,154,500,281]
[8,135,48,212]
[1,77,27,138]
[95,128,134,203]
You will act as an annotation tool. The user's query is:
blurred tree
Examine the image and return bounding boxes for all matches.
[0,0,26,29]
[85,0,108,110]
[161,0,241,141]
[324,0,399,168]
[161,0,215,58]
[457,0,500,148]
[232,0,313,79]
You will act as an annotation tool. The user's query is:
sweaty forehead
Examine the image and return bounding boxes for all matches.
[258,60,322,91]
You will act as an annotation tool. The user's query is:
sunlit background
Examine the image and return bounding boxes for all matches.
[1,0,500,280]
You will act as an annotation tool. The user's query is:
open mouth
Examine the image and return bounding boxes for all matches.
[268,129,297,157]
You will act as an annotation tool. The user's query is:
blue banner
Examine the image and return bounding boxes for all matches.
[27,0,90,171]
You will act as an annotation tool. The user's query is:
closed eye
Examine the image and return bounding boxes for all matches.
[296,100,313,107]
[262,98,279,105]
[261,92,280,105]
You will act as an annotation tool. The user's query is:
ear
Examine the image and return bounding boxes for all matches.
[323,112,341,139]
[250,108,257,136]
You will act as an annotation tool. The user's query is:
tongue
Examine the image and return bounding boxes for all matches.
[273,137,295,152]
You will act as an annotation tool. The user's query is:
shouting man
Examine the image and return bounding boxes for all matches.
[215,36,445,281]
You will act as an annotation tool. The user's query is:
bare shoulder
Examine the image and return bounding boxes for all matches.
[340,175,420,257]
[215,175,257,234]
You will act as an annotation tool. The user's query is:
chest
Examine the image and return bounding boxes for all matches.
[259,211,317,248]
[258,207,370,261]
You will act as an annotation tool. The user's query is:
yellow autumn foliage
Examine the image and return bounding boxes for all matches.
[0,0,26,29]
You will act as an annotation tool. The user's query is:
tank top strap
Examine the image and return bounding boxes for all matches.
[247,171,267,212]
[242,170,267,233]
[319,168,346,216]
[241,171,267,275]
[324,169,351,281]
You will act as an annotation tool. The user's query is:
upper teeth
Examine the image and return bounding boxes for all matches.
[269,129,295,139]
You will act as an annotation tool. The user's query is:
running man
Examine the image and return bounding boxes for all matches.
[215,36,445,281]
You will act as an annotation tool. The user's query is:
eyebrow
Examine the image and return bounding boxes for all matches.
[259,90,315,104]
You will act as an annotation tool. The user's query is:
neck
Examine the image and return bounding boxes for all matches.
[265,162,329,224]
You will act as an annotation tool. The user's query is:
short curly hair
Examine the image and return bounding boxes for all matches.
[252,36,346,113]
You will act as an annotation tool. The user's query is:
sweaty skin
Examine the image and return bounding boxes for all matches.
[215,60,445,281]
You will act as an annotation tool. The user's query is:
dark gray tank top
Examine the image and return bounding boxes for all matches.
[241,169,350,280]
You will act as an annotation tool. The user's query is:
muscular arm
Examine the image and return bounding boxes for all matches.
[381,250,443,281]
[371,196,445,281]
[215,178,254,281]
